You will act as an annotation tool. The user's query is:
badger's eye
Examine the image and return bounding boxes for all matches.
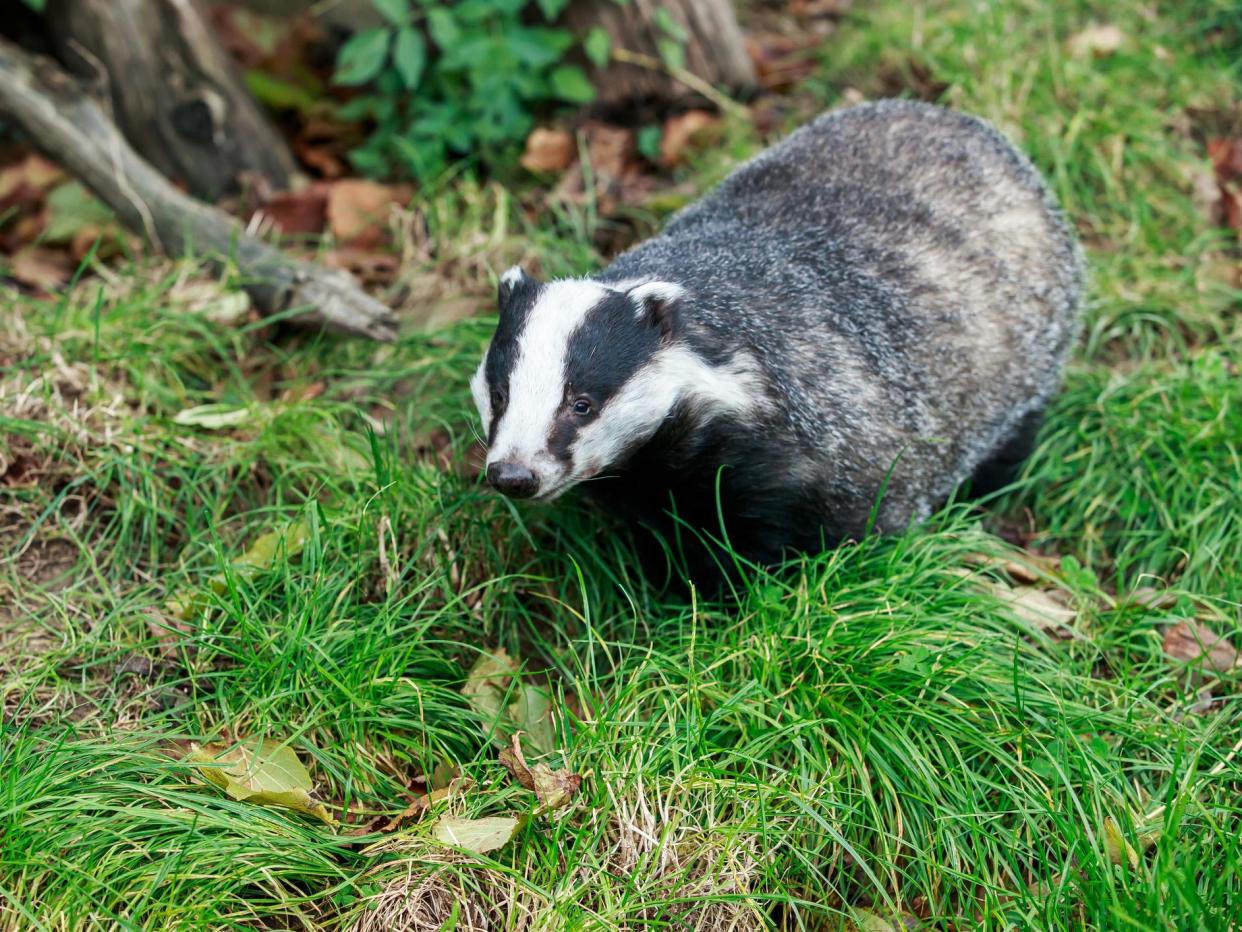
[571,397,593,417]
[490,387,507,411]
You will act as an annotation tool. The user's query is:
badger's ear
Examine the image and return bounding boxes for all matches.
[628,281,686,341]
[497,265,534,314]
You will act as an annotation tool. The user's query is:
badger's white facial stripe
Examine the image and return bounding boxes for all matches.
[568,347,769,481]
[487,280,613,486]
[470,354,490,437]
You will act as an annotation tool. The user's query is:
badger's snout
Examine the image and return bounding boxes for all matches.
[486,461,540,499]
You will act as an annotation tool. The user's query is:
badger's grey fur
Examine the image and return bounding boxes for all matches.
[472,100,1084,583]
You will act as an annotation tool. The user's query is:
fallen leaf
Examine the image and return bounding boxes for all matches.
[173,404,254,429]
[145,608,194,659]
[41,182,114,246]
[583,123,635,181]
[1068,23,1125,58]
[374,785,455,833]
[294,140,349,179]
[432,814,519,855]
[327,179,411,247]
[659,110,721,167]
[166,520,309,620]
[236,520,312,569]
[255,184,330,235]
[189,738,336,825]
[788,0,850,19]
[510,681,556,755]
[461,647,519,733]
[963,550,1059,584]
[552,122,647,216]
[293,113,363,180]
[322,248,399,287]
[745,33,819,92]
[1126,586,1178,610]
[1102,816,1138,868]
[7,246,73,292]
[1002,586,1079,637]
[498,734,581,812]
[520,128,576,174]
[1207,138,1242,183]
[0,154,65,198]
[849,908,904,932]
[461,648,559,752]
[1206,138,1242,234]
[1163,620,1240,673]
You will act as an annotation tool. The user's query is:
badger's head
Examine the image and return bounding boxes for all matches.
[471,265,708,502]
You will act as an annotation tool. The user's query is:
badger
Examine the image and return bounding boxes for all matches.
[471,100,1083,584]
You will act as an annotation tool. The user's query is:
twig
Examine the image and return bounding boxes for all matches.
[611,47,748,118]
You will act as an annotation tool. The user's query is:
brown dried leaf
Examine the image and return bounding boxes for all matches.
[498,735,581,813]
[322,248,399,287]
[372,784,459,834]
[1208,138,1242,184]
[659,110,722,167]
[145,608,194,660]
[1126,586,1178,610]
[0,154,65,199]
[1068,23,1125,58]
[1163,620,1240,673]
[520,128,576,174]
[1206,138,1242,233]
[8,246,73,292]
[1004,586,1078,636]
[256,184,330,235]
[745,33,819,92]
[963,550,1059,584]
[583,122,635,181]
[327,179,412,247]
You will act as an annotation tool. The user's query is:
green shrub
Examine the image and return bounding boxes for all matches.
[333,0,601,180]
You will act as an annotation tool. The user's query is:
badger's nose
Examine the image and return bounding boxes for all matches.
[486,462,540,499]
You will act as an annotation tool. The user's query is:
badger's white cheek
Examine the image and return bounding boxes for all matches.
[569,374,674,479]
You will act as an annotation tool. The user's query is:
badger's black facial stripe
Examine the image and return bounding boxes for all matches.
[545,291,662,462]
[564,292,661,400]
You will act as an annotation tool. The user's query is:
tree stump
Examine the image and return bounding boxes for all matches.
[0,36,397,341]
[45,0,296,201]
[563,0,757,111]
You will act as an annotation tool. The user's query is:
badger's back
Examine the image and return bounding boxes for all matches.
[597,100,1083,531]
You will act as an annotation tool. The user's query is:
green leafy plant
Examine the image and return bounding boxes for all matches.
[334,0,601,181]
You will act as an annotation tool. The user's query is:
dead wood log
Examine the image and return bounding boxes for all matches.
[0,36,397,342]
[563,0,756,110]
[45,0,296,201]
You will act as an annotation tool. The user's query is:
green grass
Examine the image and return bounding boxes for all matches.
[2,0,1241,929]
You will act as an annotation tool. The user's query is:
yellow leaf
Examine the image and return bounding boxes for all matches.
[189,738,336,825]
[432,814,519,855]
[1102,817,1138,868]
